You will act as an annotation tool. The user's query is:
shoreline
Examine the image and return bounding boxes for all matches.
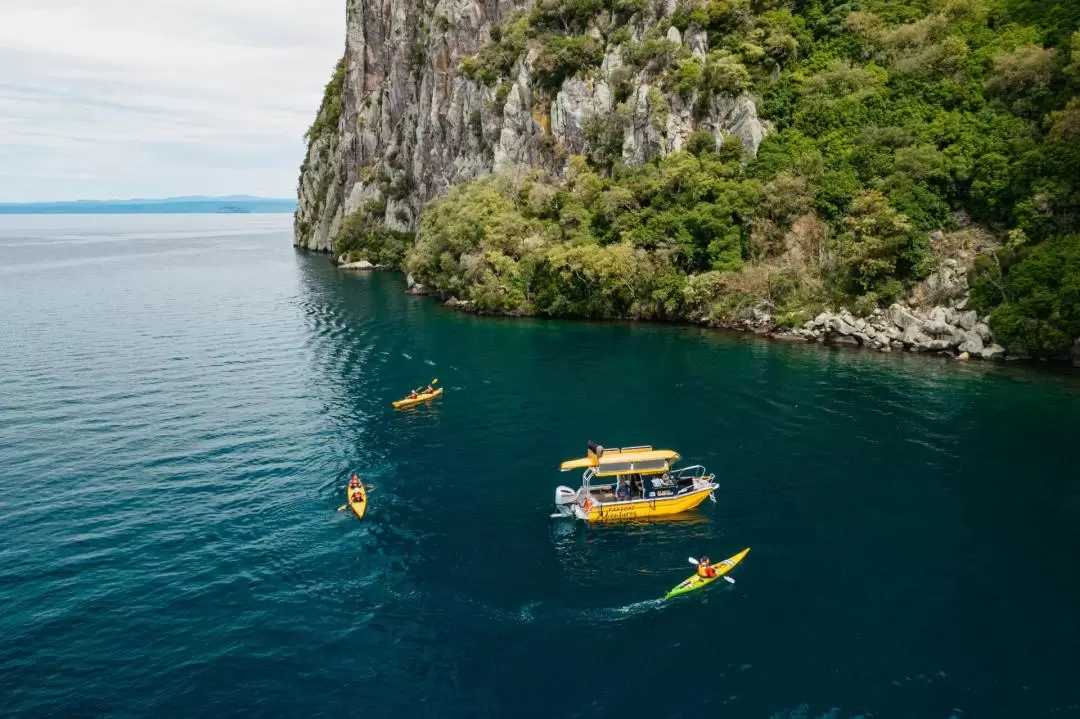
[316,251,1080,370]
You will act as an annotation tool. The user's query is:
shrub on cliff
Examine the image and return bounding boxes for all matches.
[305,56,346,143]
[533,35,605,92]
[334,207,413,267]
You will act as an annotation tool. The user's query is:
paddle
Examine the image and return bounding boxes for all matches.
[688,556,735,583]
[337,486,376,511]
[407,378,439,396]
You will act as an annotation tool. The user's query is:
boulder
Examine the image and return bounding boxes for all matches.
[957,351,970,361]
[444,297,475,310]
[954,310,978,331]
[827,333,860,347]
[769,331,808,343]
[901,324,931,347]
[957,330,984,355]
[831,317,860,336]
[406,273,428,295]
[929,306,950,325]
[888,304,922,331]
[924,319,954,338]
[974,322,993,343]
[339,259,375,269]
[922,338,954,352]
[980,344,1005,360]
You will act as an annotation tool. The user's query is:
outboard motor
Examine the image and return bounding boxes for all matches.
[555,486,578,506]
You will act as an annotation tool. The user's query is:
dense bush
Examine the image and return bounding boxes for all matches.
[333,206,414,267]
[533,35,605,92]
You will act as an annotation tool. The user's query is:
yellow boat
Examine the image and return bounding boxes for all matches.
[347,475,368,519]
[392,387,443,408]
[553,442,718,522]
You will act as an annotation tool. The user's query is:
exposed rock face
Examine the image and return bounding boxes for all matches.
[294,0,768,251]
[910,259,970,308]
[792,304,1005,359]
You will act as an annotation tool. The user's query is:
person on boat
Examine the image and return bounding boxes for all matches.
[697,556,717,579]
[616,478,631,501]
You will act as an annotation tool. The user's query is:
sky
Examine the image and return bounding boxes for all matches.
[0,0,344,202]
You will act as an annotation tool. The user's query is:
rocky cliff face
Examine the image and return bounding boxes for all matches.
[294,0,767,252]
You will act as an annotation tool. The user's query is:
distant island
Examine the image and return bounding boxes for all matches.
[0,196,296,215]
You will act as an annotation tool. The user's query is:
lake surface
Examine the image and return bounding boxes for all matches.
[2,214,1079,718]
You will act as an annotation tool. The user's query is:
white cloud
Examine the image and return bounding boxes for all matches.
[0,0,344,201]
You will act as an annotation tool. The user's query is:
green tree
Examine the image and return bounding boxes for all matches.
[834,190,920,301]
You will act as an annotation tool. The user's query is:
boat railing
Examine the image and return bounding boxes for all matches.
[669,464,709,481]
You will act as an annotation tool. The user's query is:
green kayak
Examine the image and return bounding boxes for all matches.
[664,548,750,599]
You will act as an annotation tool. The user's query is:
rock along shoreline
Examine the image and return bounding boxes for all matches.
[332,256,1078,366]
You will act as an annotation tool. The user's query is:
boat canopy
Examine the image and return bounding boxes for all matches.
[559,446,681,475]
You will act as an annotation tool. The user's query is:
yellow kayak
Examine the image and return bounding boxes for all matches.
[347,477,367,519]
[392,387,443,408]
[664,548,750,599]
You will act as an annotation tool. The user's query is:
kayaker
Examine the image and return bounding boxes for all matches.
[351,488,364,504]
[423,384,435,394]
[349,474,361,489]
[697,556,717,579]
[408,390,419,399]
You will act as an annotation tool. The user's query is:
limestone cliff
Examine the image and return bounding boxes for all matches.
[294,0,767,252]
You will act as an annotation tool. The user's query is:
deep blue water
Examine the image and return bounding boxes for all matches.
[2,214,1079,718]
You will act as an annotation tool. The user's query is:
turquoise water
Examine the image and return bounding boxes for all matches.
[2,214,1079,718]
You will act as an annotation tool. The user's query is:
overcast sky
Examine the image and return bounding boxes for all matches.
[0,0,344,202]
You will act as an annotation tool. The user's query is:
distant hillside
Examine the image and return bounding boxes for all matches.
[0,196,296,214]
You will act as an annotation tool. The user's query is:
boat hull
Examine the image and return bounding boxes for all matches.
[392,387,443,408]
[583,485,715,523]
[665,548,750,599]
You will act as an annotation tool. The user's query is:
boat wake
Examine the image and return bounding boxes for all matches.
[382,579,666,628]
[574,598,666,622]
[509,597,666,625]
